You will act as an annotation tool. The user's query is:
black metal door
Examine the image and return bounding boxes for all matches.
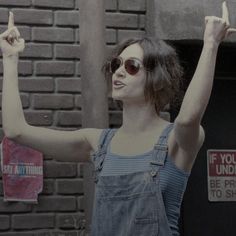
[175,43,236,236]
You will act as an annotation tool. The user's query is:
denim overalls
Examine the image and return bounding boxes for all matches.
[91,124,174,236]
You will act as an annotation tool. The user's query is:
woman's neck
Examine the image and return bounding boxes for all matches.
[120,101,165,134]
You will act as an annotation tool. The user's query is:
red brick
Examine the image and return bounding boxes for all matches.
[35,196,76,212]
[75,29,119,44]
[76,62,81,76]
[44,161,77,178]
[12,213,54,229]
[56,212,85,229]
[105,0,117,10]
[75,0,79,10]
[21,43,52,58]
[18,61,33,75]
[119,0,146,12]
[32,28,74,43]
[18,26,31,42]
[36,231,82,236]
[77,196,85,211]
[77,163,84,177]
[75,94,82,109]
[55,45,80,59]
[32,94,74,109]
[12,9,53,25]
[56,111,82,126]
[118,30,145,41]
[56,78,81,93]
[24,111,53,126]
[76,29,79,42]
[55,11,79,26]
[35,61,74,76]
[0,198,32,213]
[106,13,138,28]
[56,179,84,194]
[0,215,10,230]
[0,233,33,236]
[18,77,54,92]
[33,0,74,9]
[0,0,31,6]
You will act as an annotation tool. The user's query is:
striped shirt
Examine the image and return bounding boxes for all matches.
[100,142,190,236]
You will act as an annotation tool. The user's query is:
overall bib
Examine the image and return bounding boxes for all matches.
[91,124,174,236]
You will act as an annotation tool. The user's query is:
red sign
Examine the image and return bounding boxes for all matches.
[1,137,43,202]
[208,150,236,176]
[208,150,236,201]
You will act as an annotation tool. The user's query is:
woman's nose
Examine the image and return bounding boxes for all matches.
[115,65,126,77]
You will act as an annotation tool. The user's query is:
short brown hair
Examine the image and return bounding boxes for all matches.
[102,37,184,114]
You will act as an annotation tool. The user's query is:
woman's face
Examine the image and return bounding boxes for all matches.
[111,43,146,103]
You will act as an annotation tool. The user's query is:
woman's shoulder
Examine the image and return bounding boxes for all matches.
[82,128,116,153]
[80,128,104,152]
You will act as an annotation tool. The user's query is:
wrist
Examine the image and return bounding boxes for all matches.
[203,40,219,50]
[3,54,19,65]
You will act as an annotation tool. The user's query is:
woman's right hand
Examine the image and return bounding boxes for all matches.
[0,12,25,58]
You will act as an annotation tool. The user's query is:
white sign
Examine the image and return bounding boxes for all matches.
[207,149,236,201]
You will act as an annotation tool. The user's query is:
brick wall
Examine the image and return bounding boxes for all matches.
[0,0,146,235]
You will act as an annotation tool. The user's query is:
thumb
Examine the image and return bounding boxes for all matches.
[222,1,230,26]
[8,12,14,29]
[226,28,236,37]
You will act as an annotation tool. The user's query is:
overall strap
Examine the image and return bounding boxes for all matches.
[100,129,117,154]
[98,129,112,152]
[150,123,174,177]
[92,129,109,163]
[93,129,116,182]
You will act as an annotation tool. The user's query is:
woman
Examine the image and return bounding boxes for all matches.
[1,2,235,236]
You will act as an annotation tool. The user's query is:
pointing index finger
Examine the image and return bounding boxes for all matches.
[8,11,14,29]
[222,1,230,25]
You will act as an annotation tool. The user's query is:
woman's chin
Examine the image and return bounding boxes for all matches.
[112,94,123,101]
[112,91,145,104]
[111,91,124,101]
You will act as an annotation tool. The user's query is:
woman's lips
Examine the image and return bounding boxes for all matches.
[113,80,126,88]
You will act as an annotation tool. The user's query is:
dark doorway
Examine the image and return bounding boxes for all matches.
[172,42,236,236]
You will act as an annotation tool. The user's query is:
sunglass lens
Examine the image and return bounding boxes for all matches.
[110,58,122,73]
[125,59,140,75]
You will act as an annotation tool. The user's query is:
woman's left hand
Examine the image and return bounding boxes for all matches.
[204,1,236,46]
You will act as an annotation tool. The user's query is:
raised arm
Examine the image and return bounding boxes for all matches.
[171,2,236,170]
[0,12,102,162]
